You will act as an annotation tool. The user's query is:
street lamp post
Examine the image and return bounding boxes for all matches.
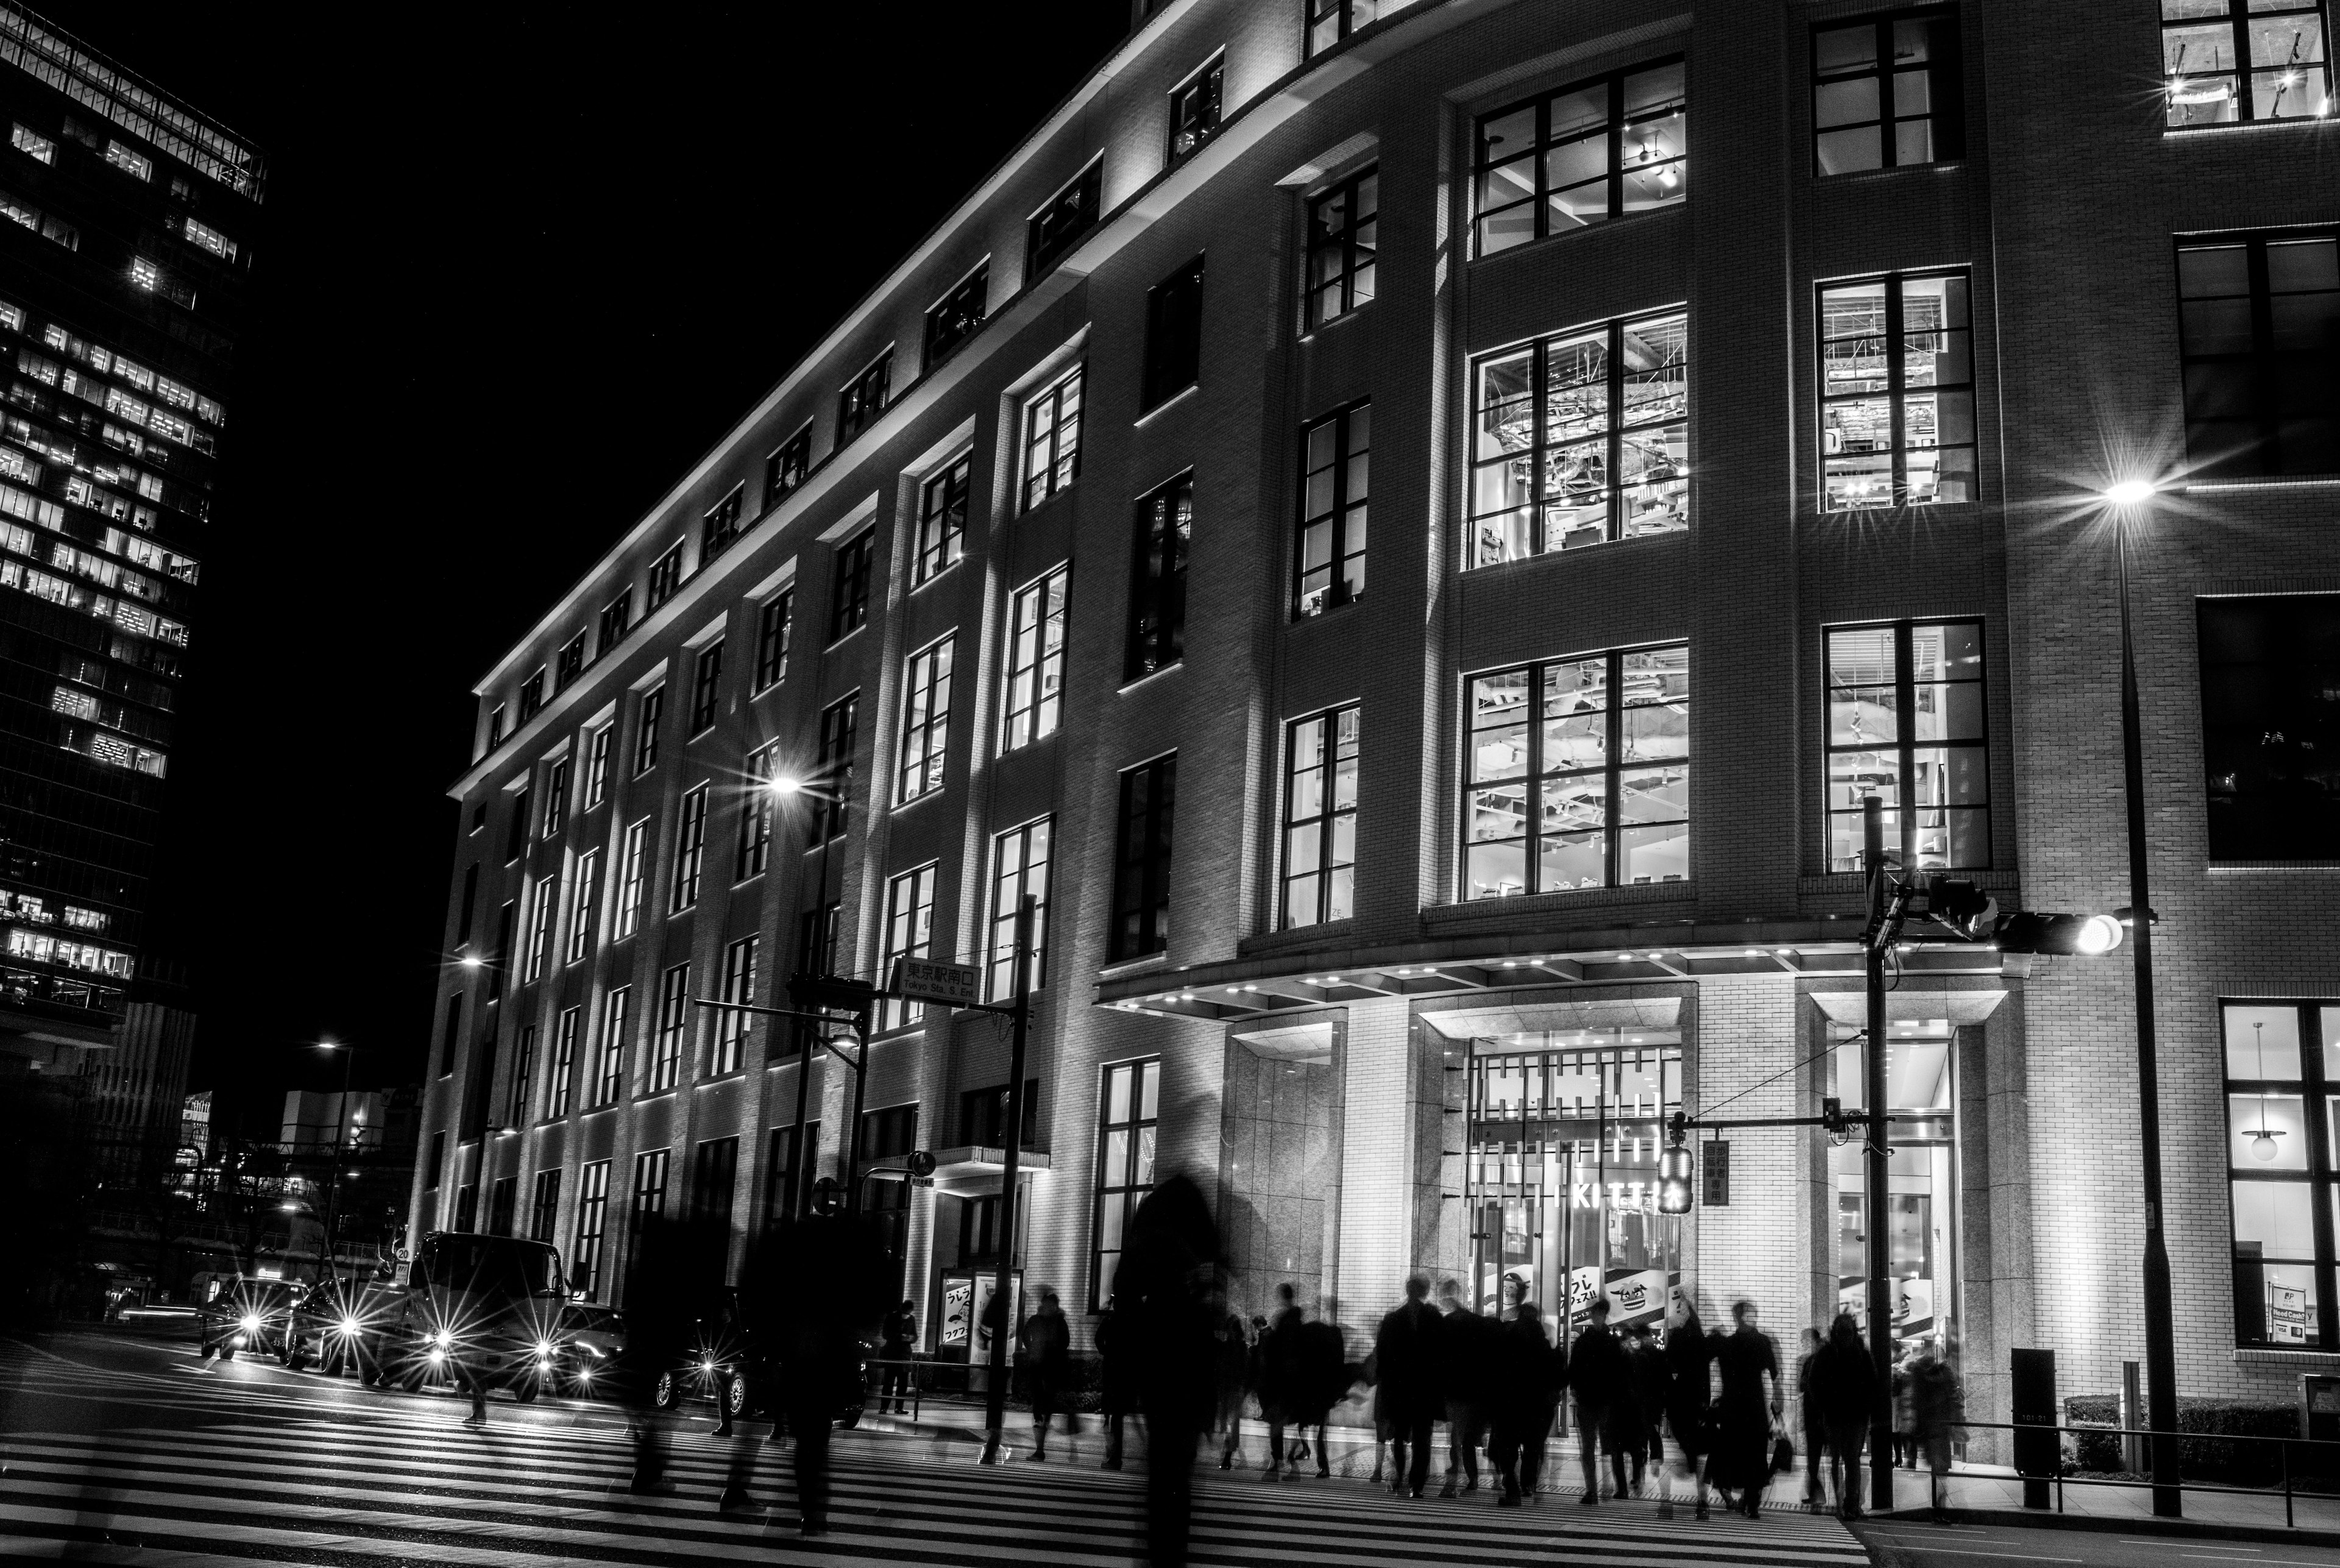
[313,1039,358,1292]
[775,770,843,1222]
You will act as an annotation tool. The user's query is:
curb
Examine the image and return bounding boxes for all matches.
[1871,1504,2340,1548]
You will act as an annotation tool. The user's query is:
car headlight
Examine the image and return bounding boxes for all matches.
[338,1318,363,1335]
[432,1329,453,1348]
[700,1358,717,1374]
[427,1347,446,1363]
[240,1314,261,1333]
[535,1341,555,1357]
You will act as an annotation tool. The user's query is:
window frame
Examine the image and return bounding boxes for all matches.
[1091,1058,1161,1310]
[924,259,990,369]
[1002,564,1070,752]
[988,815,1052,1002]
[738,745,776,881]
[1140,255,1207,414]
[689,640,725,734]
[647,544,685,611]
[565,848,600,965]
[2164,0,2334,129]
[652,963,690,1093]
[2222,999,2340,1349]
[593,985,631,1106]
[1307,0,1377,56]
[1823,618,1990,874]
[1022,364,1085,513]
[1281,704,1361,930]
[2176,230,2340,480]
[1293,399,1370,619]
[1811,9,1966,176]
[598,589,633,656]
[616,818,649,938]
[915,453,971,586]
[570,1160,610,1299]
[550,1005,581,1118]
[1816,268,1978,511]
[2199,594,2340,861]
[1168,54,1225,164]
[878,863,940,1034]
[714,934,759,1075]
[633,686,664,776]
[1027,159,1102,280]
[671,784,709,912]
[1125,472,1192,682]
[555,633,586,690]
[766,423,812,506]
[585,725,613,808]
[701,485,746,562]
[528,1166,560,1244]
[837,349,894,448]
[754,589,794,690]
[898,633,956,804]
[523,874,559,984]
[815,692,860,842]
[1110,754,1177,960]
[1471,57,1687,259]
[830,527,876,643]
[1304,168,1378,330]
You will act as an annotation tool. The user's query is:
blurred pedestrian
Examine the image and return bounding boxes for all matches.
[1211,1296,1248,1469]
[1568,1296,1630,1505]
[878,1297,916,1414]
[1260,1283,1305,1480]
[1373,1275,1442,1498]
[1662,1304,1715,1519]
[1119,1174,1219,1568]
[1097,1293,1135,1470]
[1711,1300,1781,1519]
[1625,1321,1671,1496]
[758,1210,888,1535]
[1434,1279,1493,1496]
[1294,1310,1349,1478]
[1016,1287,1074,1460]
[616,1214,692,1494]
[1892,1347,1917,1467]
[1810,1311,1875,1519]
[1488,1299,1561,1506]
[1911,1330,1965,1522]
[1797,1326,1826,1511]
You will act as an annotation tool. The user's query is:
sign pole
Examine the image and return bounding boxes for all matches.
[981,893,1036,1464]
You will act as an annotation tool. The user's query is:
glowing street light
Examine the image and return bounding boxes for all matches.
[2104,478,2157,506]
[768,773,805,796]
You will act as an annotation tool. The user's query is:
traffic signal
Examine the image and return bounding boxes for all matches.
[1656,1113,1694,1215]
[789,974,878,1013]
[1923,876,2124,956]
[1821,1096,1853,1146]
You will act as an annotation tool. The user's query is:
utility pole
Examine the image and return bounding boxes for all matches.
[981,895,1037,1464]
[1865,796,1895,1514]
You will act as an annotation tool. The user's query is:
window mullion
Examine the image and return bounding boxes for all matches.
[1896,622,1916,869]
[1606,651,1623,887]
[1527,661,1547,893]
[1609,75,1625,219]
[1533,341,1550,556]
[2303,1002,2340,1346]
[2249,239,2282,459]
[1885,278,1907,503]
[1535,98,1551,241]
[1877,24,1896,167]
[1608,321,1627,540]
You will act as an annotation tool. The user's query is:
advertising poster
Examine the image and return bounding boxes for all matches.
[939,1271,1021,1359]
[2271,1283,2310,1345]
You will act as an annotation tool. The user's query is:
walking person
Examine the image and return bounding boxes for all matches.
[1434,1279,1494,1495]
[1294,1310,1349,1478]
[1625,1321,1672,1499]
[1568,1296,1630,1505]
[1372,1275,1443,1498]
[1488,1299,1561,1506]
[1910,1330,1965,1522]
[615,1213,690,1494]
[1260,1283,1306,1480]
[1016,1287,1074,1460]
[1710,1300,1782,1519]
[1119,1173,1220,1568]
[1211,1297,1248,1469]
[1097,1293,1136,1469]
[772,1210,890,1536]
[1892,1348,1917,1467]
[1662,1304,1715,1519]
[1796,1326,1828,1512]
[878,1297,916,1414]
[1810,1311,1875,1519]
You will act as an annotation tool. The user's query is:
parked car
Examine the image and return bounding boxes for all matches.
[553,1303,625,1397]
[365,1232,570,1403]
[194,1277,300,1362]
[652,1289,867,1428]
[280,1277,402,1378]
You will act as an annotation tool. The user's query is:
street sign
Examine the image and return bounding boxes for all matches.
[810,1176,844,1216]
[893,957,980,1008]
[1701,1141,1730,1206]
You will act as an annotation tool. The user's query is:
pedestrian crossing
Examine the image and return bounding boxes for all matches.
[0,1341,1871,1566]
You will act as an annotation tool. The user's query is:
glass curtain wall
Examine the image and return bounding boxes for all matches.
[1827,1019,1958,1352]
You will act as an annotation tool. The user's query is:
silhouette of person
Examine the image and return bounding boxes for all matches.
[1372,1275,1442,1498]
[879,1297,916,1413]
[752,1210,888,1535]
[1489,1298,1561,1505]
[1711,1299,1782,1518]
[1663,1304,1716,1519]
[1097,1292,1136,1469]
[1118,1173,1219,1567]
[1569,1296,1631,1504]
[1017,1287,1075,1459]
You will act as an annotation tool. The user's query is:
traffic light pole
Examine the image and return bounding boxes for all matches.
[981,894,1037,1466]
[1865,796,1895,1514]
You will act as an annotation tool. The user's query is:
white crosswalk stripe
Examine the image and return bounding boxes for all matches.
[0,1341,1871,1566]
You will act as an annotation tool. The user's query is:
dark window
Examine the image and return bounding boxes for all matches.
[691,1137,740,1230]
[925,261,990,367]
[1818,270,1976,509]
[815,693,859,841]
[1307,0,1379,55]
[565,850,598,965]
[1002,566,1069,751]
[555,634,586,690]
[915,455,971,584]
[959,1193,1009,1266]
[1463,645,1690,898]
[509,1025,536,1126]
[1468,311,1689,566]
[586,726,614,807]
[860,1102,920,1162]
[1823,622,1988,872]
[1111,755,1176,959]
[796,903,842,988]
[2178,233,2340,480]
[542,759,570,839]
[2221,1001,2340,1347]
[461,1024,498,1143]
[490,901,516,998]
[765,1120,820,1230]
[1294,401,1370,617]
[571,1160,610,1298]
[837,350,893,447]
[598,590,633,656]
[592,987,630,1105]
[987,818,1051,1002]
[505,788,531,862]
[1028,160,1102,278]
[671,786,709,912]
[1093,1059,1158,1308]
[898,636,955,803]
[1125,473,1192,681]
[488,705,506,749]
[962,1080,1041,1148]
[754,591,793,689]
[519,668,546,722]
[652,963,690,1093]
[1282,704,1360,929]
[528,1168,561,1243]
[426,1130,444,1189]
[1023,366,1085,511]
[634,686,664,776]
[648,544,685,611]
[1141,255,1205,413]
[690,641,724,733]
[2200,594,2340,860]
[715,934,759,1074]
[439,993,463,1076]
[486,1177,517,1236]
[1473,59,1684,257]
[2164,0,2333,128]
[1168,56,1224,163]
[633,1148,671,1224]
[831,528,876,641]
[472,801,487,833]
[766,425,812,506]
[738,745,776,880]
[701,488,745,562]
[878,865,937,1033]
[1304,169,1377,329]
[456,862,480,946]
[617,820,649,938]
[453,1185,477,1232]
[1813,12,1965,174]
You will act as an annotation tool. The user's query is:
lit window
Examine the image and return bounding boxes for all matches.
[2177,233,2340,479]
[181,216,236,261]
[523,875,560,984]
[1002,564,1069,751]
[753,589,792,690]
[1294,400,1369,617]
[550,1007,581,1117]
[738,745,776,881]
[925,261,990,367]
[2164,0,2332,127]
[1110,754,1176,959]
[878,864,938,1032]
[633,1148,670,1222]
[915,454,970,584]
[594,987,631,1105]
[988,817,1052,1002]
[1028,160,1102,279]
[10,124,51,163]
[766,424,811,506]
[1814,11,1965,174]
[1818,270,1975,509]
[1464,644,1689,899]
[670,785,708,912]
[566,849,600,964]
[1282,705,1360,929]
[837,350,893,447]
[129,257,159,291]
[1308,0,1378,55]
[2221,1002,2338,1347]
[1124,474,1191,681]
[103,141,151,180]
[1473,60,1684,257]
[652,965,690,1093]
[616,818,649,938]
[898,634,956,803]
[1467,311,1688,566]
[1305,169,1377,328]
[585,725,613,807]
[1825,622,1987,873]
[1023,364,1084,512]
[1093,1059,1160,1310]
[714,934,759,1074]
[1169,55,1224,163]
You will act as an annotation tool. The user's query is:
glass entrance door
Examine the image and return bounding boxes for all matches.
[1828,1018,1958,1352]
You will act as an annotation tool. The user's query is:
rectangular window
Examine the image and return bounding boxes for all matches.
[765,1120,820,1229]
[634,686,664,776]
[1824,621,1988,873]
[1125,474,1192,681]
[898,635,956,801]
[1469,311,1689,567]
[427,1131,444,1188]
[653,963,690,1093]
[1305,169,1378,329]
[701,488,745,562]
[1282,705,1360,929]
[1002,565,1069,751]
[439,993,463,1077]
[594,986,631,1105]
[1023,364,1085,511]
[550,1006,582,1118]
[1464,644,1690,899]
[837,350,893,447]
[1294,401,1370,617]
[456,863,480,946]
[528,1168,561,1244]
[988,817,1052,1002]
[11,123,52,163]
[489,706,506,750]
[692,1136,740,1230]
[2165,0,2332,127]
[1141,256,1207,413]
[2177,232,2340,480]
[831,527,876,641]
[598,591,633,656]
[543,759,571,839]
[925,261,990,367]
[1112,755,1176,959]
[617,818,649,938]
[690,641,724,733]
[1028,160,1102,278]
[715,934,760,1074]
[491,903,516,998]
[1308,0,1378,54]
[798,901,842,988]
[183,216,236,261]
[962,1080,1040,1148]
[520,669,546,722]
[767,424,812,506]
[104,141,151,180]
[671,786,709,911]
[879,864,938,1033]
[486,1177,517,1236]
[1814,11,1965,174]
[633,1148,671,1223]
[524,875,559,984]
[556,634,586,690]
[916,453,971,584]
[754,590,793,689]
[571,1160,610,1298]
[1473,59,1685,257]
[1093,1059,1160,1308]
[738,746,776,881]
[2223,1001,2340,1347]
[586,726,614,808]
[648,544,685,611]
[816,693,859,841]
[454,1185,477,1233]
[566,850,600,963]
[2200,594,2340,860]
[862,1104,920,1164]
[1818,270,1976,509]
[1169,55,1225,163]
[509,1025,536,1126]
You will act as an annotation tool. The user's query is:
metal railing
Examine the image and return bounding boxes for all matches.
[1936,1417,2340,1529]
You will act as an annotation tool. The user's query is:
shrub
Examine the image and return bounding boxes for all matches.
[2063,1396,2327,1488]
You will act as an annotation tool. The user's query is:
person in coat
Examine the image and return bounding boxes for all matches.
[1434,1279,1495,1495]
[1910,1330,1965,1522]
[1796,1326,1827,1511]
[878,1297,916,1414]
[1625,1321,1672,1497]
[1097,1293,1138,1469]
[1662,1305,1715,1519]
[1810,1310,1876,1518]
[1293,1310,1349,1479]
[1260,1283,1308,1480]
[1118,1174,1220,1568]
[1710,1299,1782,1519]
[1487,1300,1562,1506]
[1372,1275,1442,1498]
[1568,1296,1631,1504]
[1210,1296,1249,1469]
[1016,1288,1075,1460]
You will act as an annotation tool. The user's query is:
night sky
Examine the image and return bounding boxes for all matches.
[32,3,1130,1132]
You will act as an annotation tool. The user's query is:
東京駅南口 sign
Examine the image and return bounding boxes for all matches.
[893,956,981,1007]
